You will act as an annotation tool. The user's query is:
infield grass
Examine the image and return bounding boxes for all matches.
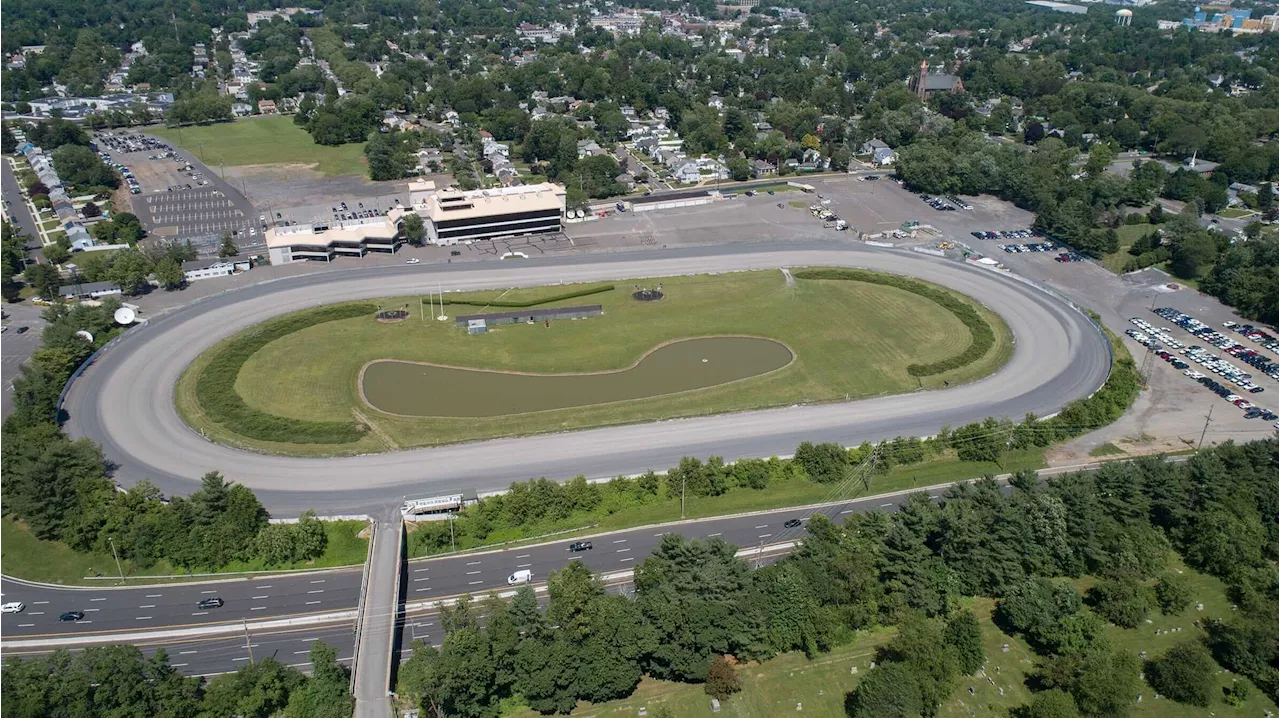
[152,117,368,177]
[176,270,1013,456]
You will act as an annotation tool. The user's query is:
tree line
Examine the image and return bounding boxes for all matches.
[2,641,353,718]
[399,439,1276,718]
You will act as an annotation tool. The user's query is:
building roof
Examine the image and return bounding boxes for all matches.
[922,74,961,91]
[266,212,405,249]
[60,281,121,296]
[421,183,566,224]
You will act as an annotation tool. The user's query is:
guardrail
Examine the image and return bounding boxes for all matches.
[349,521,378,693]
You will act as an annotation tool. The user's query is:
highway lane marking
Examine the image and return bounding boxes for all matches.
[80,620,92,624]
[84,609,100,612]
[145,594,163,598]
[251,607,266,611]
[517,564,531,568]
[33,601,48,605]
[880,503,893,507]
[620,558,634,562]
[18,623,33,627]
[613,539,627,543]
[468,581,484,585]
[754,525,769,529]
[307,590,324,594]
[294,650,310,655]
[413,568,429,573]
[616,548,631,553]
[465,571,481,575]
[191,612,207,616]
[90,598,106,602]
[233,657,250,662]
[253,596,269,600]
[707,533,721,537]
[306,601,322,605]
[515,554,530,559]
[840,509,854,514]
[136,616,152,620]
[309,580,325,584]
[413,578,430,582]
[255,585,272,589]
[416,588,431,592]
[201,590,217,594]
[654,533,664,537]
[466,561,482,566]
[758,534,772,539]
[29,612,43,615]
[171,663,187,667]
[140,605,155,608]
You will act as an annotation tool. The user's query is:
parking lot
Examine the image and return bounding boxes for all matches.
[0,303,47,420]
[95,131,259,253]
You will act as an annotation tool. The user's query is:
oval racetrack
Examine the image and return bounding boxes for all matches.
[63,242,1112,516]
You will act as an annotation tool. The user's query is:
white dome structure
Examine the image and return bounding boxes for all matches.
[1115,8,1133,25]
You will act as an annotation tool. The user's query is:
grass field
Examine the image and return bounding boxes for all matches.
[152,117,368,176]
[0,517,368,585]
[1101,224,1160,274]
[176,270,1014,456]
[1215,207,1254,220]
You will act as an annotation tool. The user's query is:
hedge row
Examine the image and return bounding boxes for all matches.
[193,303,377,444]
[436,284,615,308]
[1121,247,1170,274]
[792,268,996,377]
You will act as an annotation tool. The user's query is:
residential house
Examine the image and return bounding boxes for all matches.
[257,99,278,115]
[909,60,964,100]
[616,172,637,190]
[753,159,777,177]
[577,139,603,159]
[708,94,724,110]
[672,160,703,183]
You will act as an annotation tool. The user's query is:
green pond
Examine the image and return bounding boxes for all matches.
[360,337,794,417]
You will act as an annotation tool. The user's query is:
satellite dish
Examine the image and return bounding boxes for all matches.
[114,307,136,325]
[75,330,94,343]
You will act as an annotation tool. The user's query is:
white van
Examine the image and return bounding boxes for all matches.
[507,569,532,585]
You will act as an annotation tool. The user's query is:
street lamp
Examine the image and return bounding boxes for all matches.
[107,536,125,584]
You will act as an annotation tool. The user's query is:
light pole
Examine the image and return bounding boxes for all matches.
[680,475,686,519]
[448,513,456,552]
[107,536,125,584]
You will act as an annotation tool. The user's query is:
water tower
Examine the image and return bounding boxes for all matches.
[1115,8,1133,26]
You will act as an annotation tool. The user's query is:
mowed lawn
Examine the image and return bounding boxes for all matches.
[152,117,367,176]
[178,270,1013,455]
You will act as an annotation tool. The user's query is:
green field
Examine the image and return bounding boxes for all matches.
[152,117,368,176]
[176,270,1014,456]
[0,516,368,586]
[1215,207,1254,220]
[1101,223,1161,273]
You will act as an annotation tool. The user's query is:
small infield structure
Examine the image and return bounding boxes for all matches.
[175,269,1014,456]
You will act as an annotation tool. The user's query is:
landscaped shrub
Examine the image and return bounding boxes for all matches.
[792,268,995,377]
[194,302,376,444]
[435,284,614,308]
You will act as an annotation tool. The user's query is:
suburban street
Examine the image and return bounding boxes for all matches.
[2,159,42,243]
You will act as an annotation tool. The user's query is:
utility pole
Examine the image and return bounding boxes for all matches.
[1197,404,1214,449]
[242,619,255,664]
[448,513,456,552]
[680,474,686,519]
[107,537,125,584]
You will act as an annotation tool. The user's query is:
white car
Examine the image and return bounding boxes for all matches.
[405,258,421,265]
[1,602,25,614]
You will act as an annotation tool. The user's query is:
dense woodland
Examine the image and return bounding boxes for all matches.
[1,641,354,718]
[398,440,1277,717]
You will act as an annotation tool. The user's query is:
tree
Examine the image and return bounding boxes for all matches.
[704,656,742,700]
[1143,640,1214,707]
[285,641,353,718]
[793,441,849,483]
[1169,234,1219,279]
[401,213,425,246]
[1152,574,1192,615]
[52,144,119,189]
[1086,579,1152,629]
[24,262,63,301]
[946,611,986,675]
[1019,689,1081,718]
[219,232,239,258]
[81,201,102,218]
[106,249,155,295]
[42,243,70,266]
[202,657,304,718]
[727,156,751,182]
[845,662,924,718]
[154,257,184,290]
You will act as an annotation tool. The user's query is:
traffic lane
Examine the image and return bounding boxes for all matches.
[1,620,355,678]
[1,304,46,419]
[63,243,1110,514]
[0,567,361,637]
[1,160,40,241]
[405,488,928,601]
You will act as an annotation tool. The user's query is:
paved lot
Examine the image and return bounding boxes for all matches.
[0,303,47,419]
[95,131,259,255]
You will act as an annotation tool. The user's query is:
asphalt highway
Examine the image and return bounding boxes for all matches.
[62,242,1112,516]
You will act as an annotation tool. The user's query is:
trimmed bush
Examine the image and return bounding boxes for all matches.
[792,268,995,377]
[436,284,615,308]
[194,303,376,444]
